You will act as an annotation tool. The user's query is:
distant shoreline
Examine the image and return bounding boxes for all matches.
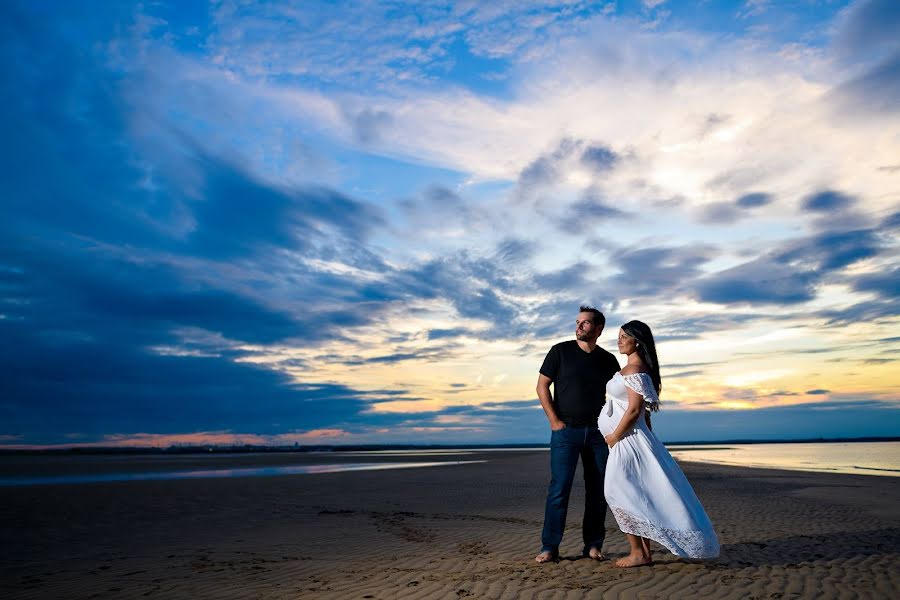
[1,436,897,455]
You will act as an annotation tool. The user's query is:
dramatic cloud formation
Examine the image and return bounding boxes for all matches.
[1,0,898,447]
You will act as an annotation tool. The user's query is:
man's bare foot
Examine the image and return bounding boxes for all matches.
[614,553,652,568]
[587,547,608,561]
[535,551,557,563]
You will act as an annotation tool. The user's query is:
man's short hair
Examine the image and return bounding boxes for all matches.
[579,305,605,328]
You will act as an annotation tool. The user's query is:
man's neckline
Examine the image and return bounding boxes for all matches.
[575,340,598,354]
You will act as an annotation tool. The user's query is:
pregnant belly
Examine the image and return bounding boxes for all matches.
[598,409,620,437]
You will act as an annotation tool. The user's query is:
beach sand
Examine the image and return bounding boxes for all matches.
[1,449,898,599]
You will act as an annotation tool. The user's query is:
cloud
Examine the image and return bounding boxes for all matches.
[609,244,719,297]
[666,369,705,379]
[533,261,593,291]
[697,202,741,224]
[380,252,526,332]
[202,1,617,87]
[735,192,773,208]
[518,138,579,187]
[395,184,485,239]
[696,192,773,224]
[832,51,900,115]
[494,237,537,264]
[518,138,620,191]
[0,317,380,445]
[830,1,900,115]
[359,399,550,442]
[423,184,464,207]
[850,268,900,299]
[1,0,385,262]
[580,144,620,172]
[1,238,315,345]
[182,160,385,259]
[694,256,817,305]
[86,0,896,207]
[736,1,770,20]
[817,299,900,325]
[558,192,631,231]
[356,348,457,365]
[801,190,855,213]
[654,314,764,341]
[51,429,356,450]
[348,107,394,144]
[427,327,476,340]
[0,1,411,354]
[693,220,890,307]
[883,211,900,229]
[778,228,881,271]
[833,0,900,62]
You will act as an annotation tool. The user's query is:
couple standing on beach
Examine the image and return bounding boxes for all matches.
[535,306,719,567]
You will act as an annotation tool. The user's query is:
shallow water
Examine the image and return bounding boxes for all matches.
[0,459,486,486]
[668,441,900,477]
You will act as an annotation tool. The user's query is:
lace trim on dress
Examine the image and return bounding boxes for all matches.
[621,372,660,406]
[609,505,719,559]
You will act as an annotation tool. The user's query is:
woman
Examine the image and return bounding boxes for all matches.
[598,320,719,567]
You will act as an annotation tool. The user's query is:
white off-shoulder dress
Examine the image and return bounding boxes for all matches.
[598,372,719,558]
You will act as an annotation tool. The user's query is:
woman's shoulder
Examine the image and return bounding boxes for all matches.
[620,365,650,376]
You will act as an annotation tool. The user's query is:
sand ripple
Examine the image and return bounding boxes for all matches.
[1,451,897,599]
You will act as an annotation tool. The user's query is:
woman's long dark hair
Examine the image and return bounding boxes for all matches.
[621,320,662,402]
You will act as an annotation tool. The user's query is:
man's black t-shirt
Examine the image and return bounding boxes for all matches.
[540,340,620,427]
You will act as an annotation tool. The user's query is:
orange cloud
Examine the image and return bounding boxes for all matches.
[0,429,352,450]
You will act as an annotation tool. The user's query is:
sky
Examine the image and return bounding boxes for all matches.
[1,0,899,448]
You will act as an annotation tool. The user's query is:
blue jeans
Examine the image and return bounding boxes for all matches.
[541,426,609,555]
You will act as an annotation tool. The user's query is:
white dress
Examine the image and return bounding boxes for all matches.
[598,372,720,558]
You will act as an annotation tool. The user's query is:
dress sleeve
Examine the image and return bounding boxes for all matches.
[621,373,660,406]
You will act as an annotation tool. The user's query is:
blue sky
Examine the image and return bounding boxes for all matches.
[1,0,898,447]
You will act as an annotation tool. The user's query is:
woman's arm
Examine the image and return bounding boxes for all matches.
[604,386,644,447]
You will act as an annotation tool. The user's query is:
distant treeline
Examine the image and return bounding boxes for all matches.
[1,437,898,455]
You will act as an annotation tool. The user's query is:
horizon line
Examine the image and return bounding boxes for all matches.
[1,436,898,454]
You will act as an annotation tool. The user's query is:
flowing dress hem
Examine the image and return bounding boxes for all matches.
[609,505,720,559]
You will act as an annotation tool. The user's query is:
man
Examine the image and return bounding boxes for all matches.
[535,306,620,563]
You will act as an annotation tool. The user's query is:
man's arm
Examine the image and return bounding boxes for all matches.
[537,374,566,431]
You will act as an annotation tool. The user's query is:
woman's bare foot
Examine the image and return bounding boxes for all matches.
[614,553,653,568]
[640,538,653,563]
[534,550,557,563]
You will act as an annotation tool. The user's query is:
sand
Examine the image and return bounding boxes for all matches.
[1,449,898,599]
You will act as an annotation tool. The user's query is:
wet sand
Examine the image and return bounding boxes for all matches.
[1,449,898,599]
